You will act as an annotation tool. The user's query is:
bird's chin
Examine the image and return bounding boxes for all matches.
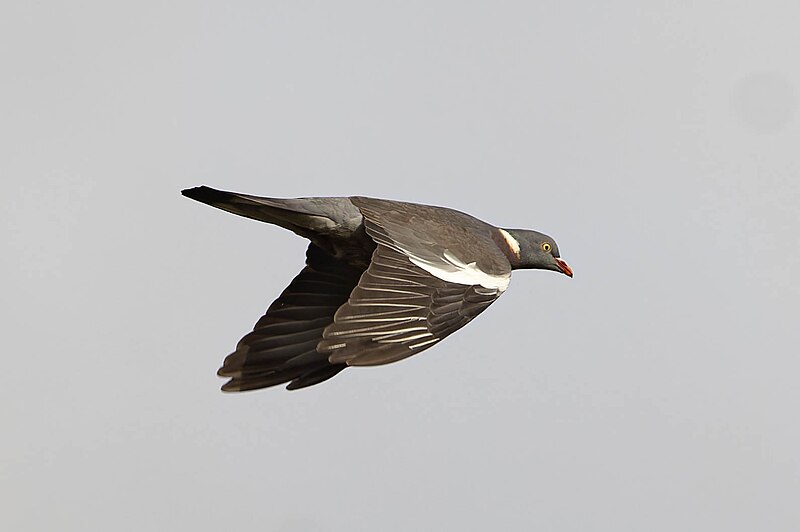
[555,258,573,277]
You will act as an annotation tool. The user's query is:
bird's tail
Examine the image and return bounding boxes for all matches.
[181,185,359,240]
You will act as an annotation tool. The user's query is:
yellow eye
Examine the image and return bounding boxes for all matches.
[541,242,551,252]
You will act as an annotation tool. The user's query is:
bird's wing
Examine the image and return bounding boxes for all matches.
[318,197,512,366]
[350,196,512,290]
[217,244,364,391]
[318,244,504,365]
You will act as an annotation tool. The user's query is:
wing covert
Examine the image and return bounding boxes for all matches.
[350,197,512,290]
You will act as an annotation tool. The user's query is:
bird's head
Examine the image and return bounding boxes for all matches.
[501,228,573,277]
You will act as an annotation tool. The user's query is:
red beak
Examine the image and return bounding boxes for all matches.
[555,258,573,277]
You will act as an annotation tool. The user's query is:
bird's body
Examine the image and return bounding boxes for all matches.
[182,186,572,391]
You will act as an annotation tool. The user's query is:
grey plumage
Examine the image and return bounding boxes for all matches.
[182,185,572,392]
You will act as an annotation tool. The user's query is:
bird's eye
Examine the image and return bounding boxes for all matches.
[541,242,551,252]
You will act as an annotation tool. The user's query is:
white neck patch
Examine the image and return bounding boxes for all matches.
[498,229,521,259]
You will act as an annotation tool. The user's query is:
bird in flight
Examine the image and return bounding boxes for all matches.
[182,186,573,391]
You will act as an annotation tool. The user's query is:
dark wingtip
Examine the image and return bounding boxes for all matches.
[181,185,206,198]
[220,380,241,392]
[181,185,230,205]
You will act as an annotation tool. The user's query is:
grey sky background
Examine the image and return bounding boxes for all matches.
[2,2,799,531]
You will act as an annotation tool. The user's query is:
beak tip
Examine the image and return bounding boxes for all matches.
[555,258,573,278]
